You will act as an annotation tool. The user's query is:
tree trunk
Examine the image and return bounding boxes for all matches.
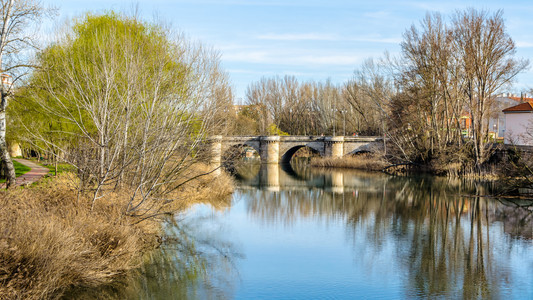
[54,154,58,176]
[0,98,16,187]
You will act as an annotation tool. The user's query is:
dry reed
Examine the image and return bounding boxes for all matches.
[0,164,234,299]
[310,153,388,171]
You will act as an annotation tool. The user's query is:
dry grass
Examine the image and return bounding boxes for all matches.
[441,162,500,180]
[0,174,158,299]
[159,164,235,212]
[0,164,234,299]
[310,153,388,172]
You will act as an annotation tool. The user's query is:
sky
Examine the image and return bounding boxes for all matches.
[42,0,533,102]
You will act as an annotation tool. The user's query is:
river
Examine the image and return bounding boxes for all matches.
[107,161,532,299]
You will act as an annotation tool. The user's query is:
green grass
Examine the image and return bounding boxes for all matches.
[24,158,76,175]
[0,160,32,183]
[14,161,31,176]
[41,162,76,175]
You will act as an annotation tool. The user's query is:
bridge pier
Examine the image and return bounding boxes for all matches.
[260,164,280,192]
[261,136,280,164]
[325,136,344,158]
[331,171,344,194]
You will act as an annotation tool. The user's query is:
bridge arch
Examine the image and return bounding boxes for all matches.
[280,145,322,164]
[346,148,371,156]
[221,143,261,175]
[345,141,382,156]
[222,143,261,162]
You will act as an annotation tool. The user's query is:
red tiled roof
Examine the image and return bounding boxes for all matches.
[502,102,533,112]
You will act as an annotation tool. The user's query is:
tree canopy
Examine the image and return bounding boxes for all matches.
[14,12,233,211]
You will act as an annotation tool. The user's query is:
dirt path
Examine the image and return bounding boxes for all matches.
[0,158,49,188]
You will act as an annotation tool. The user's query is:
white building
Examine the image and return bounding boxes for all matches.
[491,94,532,139]
[502,102,533,145]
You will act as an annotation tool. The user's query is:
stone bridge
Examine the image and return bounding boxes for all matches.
[209,135,382,169]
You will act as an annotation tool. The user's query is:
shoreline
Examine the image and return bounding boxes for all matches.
[0,166,234,299]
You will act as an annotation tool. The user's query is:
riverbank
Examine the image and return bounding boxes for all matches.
[311,152,503,179]
[0,165,233,299]
[310,153,389,172]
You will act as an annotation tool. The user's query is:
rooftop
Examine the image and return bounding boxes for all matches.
[502,101,533,113]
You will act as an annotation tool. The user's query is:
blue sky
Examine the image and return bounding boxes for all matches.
[43,0,533,102]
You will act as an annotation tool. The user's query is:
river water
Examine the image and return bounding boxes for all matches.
[114,161,532,299]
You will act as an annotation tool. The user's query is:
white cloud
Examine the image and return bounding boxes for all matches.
[223,51,366,66]
[223,51,270,64]
[516,41,533,48]
[147,0,321,7]
[226,69,268,75]
[297,55,362,65]
[255,32,401,44]
[363,10,393,19]
[401,1,460,13]
[257,33,338,41]
[353,36,402,44]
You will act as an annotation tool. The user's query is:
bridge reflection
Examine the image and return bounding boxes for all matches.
[234,162,532,242]
[234,159,389,194]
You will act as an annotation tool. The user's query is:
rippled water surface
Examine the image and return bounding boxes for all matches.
[115,161,533,299]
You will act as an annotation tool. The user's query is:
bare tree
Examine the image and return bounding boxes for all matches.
[245,77,273,134]
[22,13,231,214]
[354,59,395,154]
[343,71,382,136]
[452,9,528,168]
[0,0,48,187]
[385,9,527,170]
[393,12,468,163]
[401,13,456,153]
[246,76,347,136]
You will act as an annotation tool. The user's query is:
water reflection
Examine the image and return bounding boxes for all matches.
[68,209,241,300]
[125,216,242,300]
[80,162,532,299]
[234,163,532,299]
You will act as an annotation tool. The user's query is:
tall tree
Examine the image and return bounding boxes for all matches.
[396,12,465,162]
[20,13,232,212]
[0,0,46,187]
[452,9,528,167]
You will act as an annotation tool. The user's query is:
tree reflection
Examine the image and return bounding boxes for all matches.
[69,210,242,300]
[124,215,242,300]
[238,167,531,299]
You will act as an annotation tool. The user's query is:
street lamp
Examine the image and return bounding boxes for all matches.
[343,109,346,136]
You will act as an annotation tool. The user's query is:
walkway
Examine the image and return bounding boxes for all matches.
[0,158,49,188]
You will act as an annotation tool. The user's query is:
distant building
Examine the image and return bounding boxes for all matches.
[1,74,11,86]
[502,101,533,145]
[459,94,531,140]
[493,94,532,139]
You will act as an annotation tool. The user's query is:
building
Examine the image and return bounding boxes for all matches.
[502,101,533,145]
[459,94,531,140]
[1,74,11,86]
